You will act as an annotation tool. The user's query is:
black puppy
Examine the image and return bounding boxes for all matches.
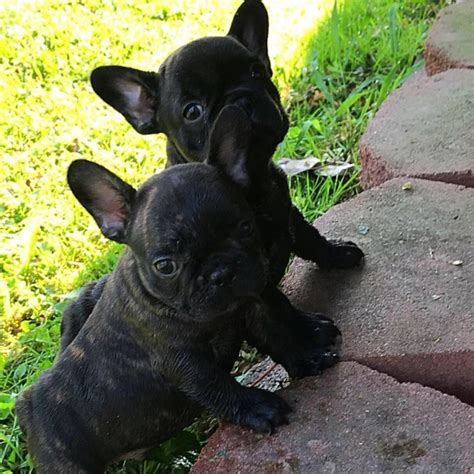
[90,0,362,265]
[88,0,363,376]
[16,108,304,473]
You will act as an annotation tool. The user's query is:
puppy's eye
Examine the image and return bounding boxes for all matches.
[250,63,266,80]
[183,103,203,121]
[154,258,178,276]
[239,219,254,237]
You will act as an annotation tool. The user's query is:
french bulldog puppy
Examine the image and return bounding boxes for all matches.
[87,0,362,377]
[90,0,363,273]
[60,107,341,379]
[15,108,307,473]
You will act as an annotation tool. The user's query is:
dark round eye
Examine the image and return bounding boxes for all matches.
[183,103,203,121]
[154,258,178,276]
[239,219,254,236]
[250,63,266,79]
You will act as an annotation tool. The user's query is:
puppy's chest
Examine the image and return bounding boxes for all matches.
[250,172,291,234]
[252,190,292,251]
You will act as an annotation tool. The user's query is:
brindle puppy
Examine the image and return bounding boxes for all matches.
[16,107,340,473]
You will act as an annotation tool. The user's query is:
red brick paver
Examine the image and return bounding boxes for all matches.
[425,2,474,75]
[284,178,474,404]
[359,69,474,189]
[191,363,474,473]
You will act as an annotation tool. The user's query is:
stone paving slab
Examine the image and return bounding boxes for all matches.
[359,69,474,189]
[283,178,474,404]
[425,2,474,75]
[191,362,474,473]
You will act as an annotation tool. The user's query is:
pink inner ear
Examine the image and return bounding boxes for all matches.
[93,182,128,222]
[118,80,143,108]
[118,79,154,125]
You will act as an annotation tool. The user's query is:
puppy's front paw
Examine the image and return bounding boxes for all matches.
[281,312,341,379]
[295,312,341,378]
[318,240,364,270]
[235,388,292,434]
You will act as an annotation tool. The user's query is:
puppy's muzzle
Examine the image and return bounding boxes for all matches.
[197,263,235,288]
[225,88,286,142]
[226,89,254,115]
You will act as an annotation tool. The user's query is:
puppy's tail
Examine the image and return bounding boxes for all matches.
[60,275,109,352]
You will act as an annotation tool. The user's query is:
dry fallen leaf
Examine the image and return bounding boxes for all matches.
[402,181,413,191]
[319,162,354,177]
[277,157,320,176]
[277,157,354,177]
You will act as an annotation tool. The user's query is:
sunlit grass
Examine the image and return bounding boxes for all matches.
[0,0,444,471]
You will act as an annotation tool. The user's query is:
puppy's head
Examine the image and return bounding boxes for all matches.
[90,0,288,165]
[68,107,266,320]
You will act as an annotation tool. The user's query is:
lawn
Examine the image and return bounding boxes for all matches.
[0,0,444,472]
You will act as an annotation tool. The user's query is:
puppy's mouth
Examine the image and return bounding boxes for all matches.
[179,294,252,321]
[183,270,266,321]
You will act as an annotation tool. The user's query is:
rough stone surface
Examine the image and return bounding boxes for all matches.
[425,2,474,75]
[283,178,474,404]
[359,69,474,189]
[191,363,474,474]
[241,356,290,392]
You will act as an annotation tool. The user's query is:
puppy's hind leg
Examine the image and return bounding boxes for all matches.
[16,388,104,474]
[290,205,364,269]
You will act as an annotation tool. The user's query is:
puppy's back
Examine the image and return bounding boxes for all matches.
[60,275,109,352]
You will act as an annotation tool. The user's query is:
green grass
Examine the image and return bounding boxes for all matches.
[0,0,444,472]
[282,0,445,219]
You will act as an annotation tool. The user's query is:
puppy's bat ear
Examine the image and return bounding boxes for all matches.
[228,0,271,75]
[90,66,161,134]
[207,105,252,188]
[67,160,136,243]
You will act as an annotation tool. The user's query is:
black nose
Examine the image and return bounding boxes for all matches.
[234,96,253,116]
[209,266,235,287]
[227,89,254,117]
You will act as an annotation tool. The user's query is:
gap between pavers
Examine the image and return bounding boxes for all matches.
[191,362,474,474]
[359,68,474,189]
[425,1,474,75]
[283,178,473,405]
